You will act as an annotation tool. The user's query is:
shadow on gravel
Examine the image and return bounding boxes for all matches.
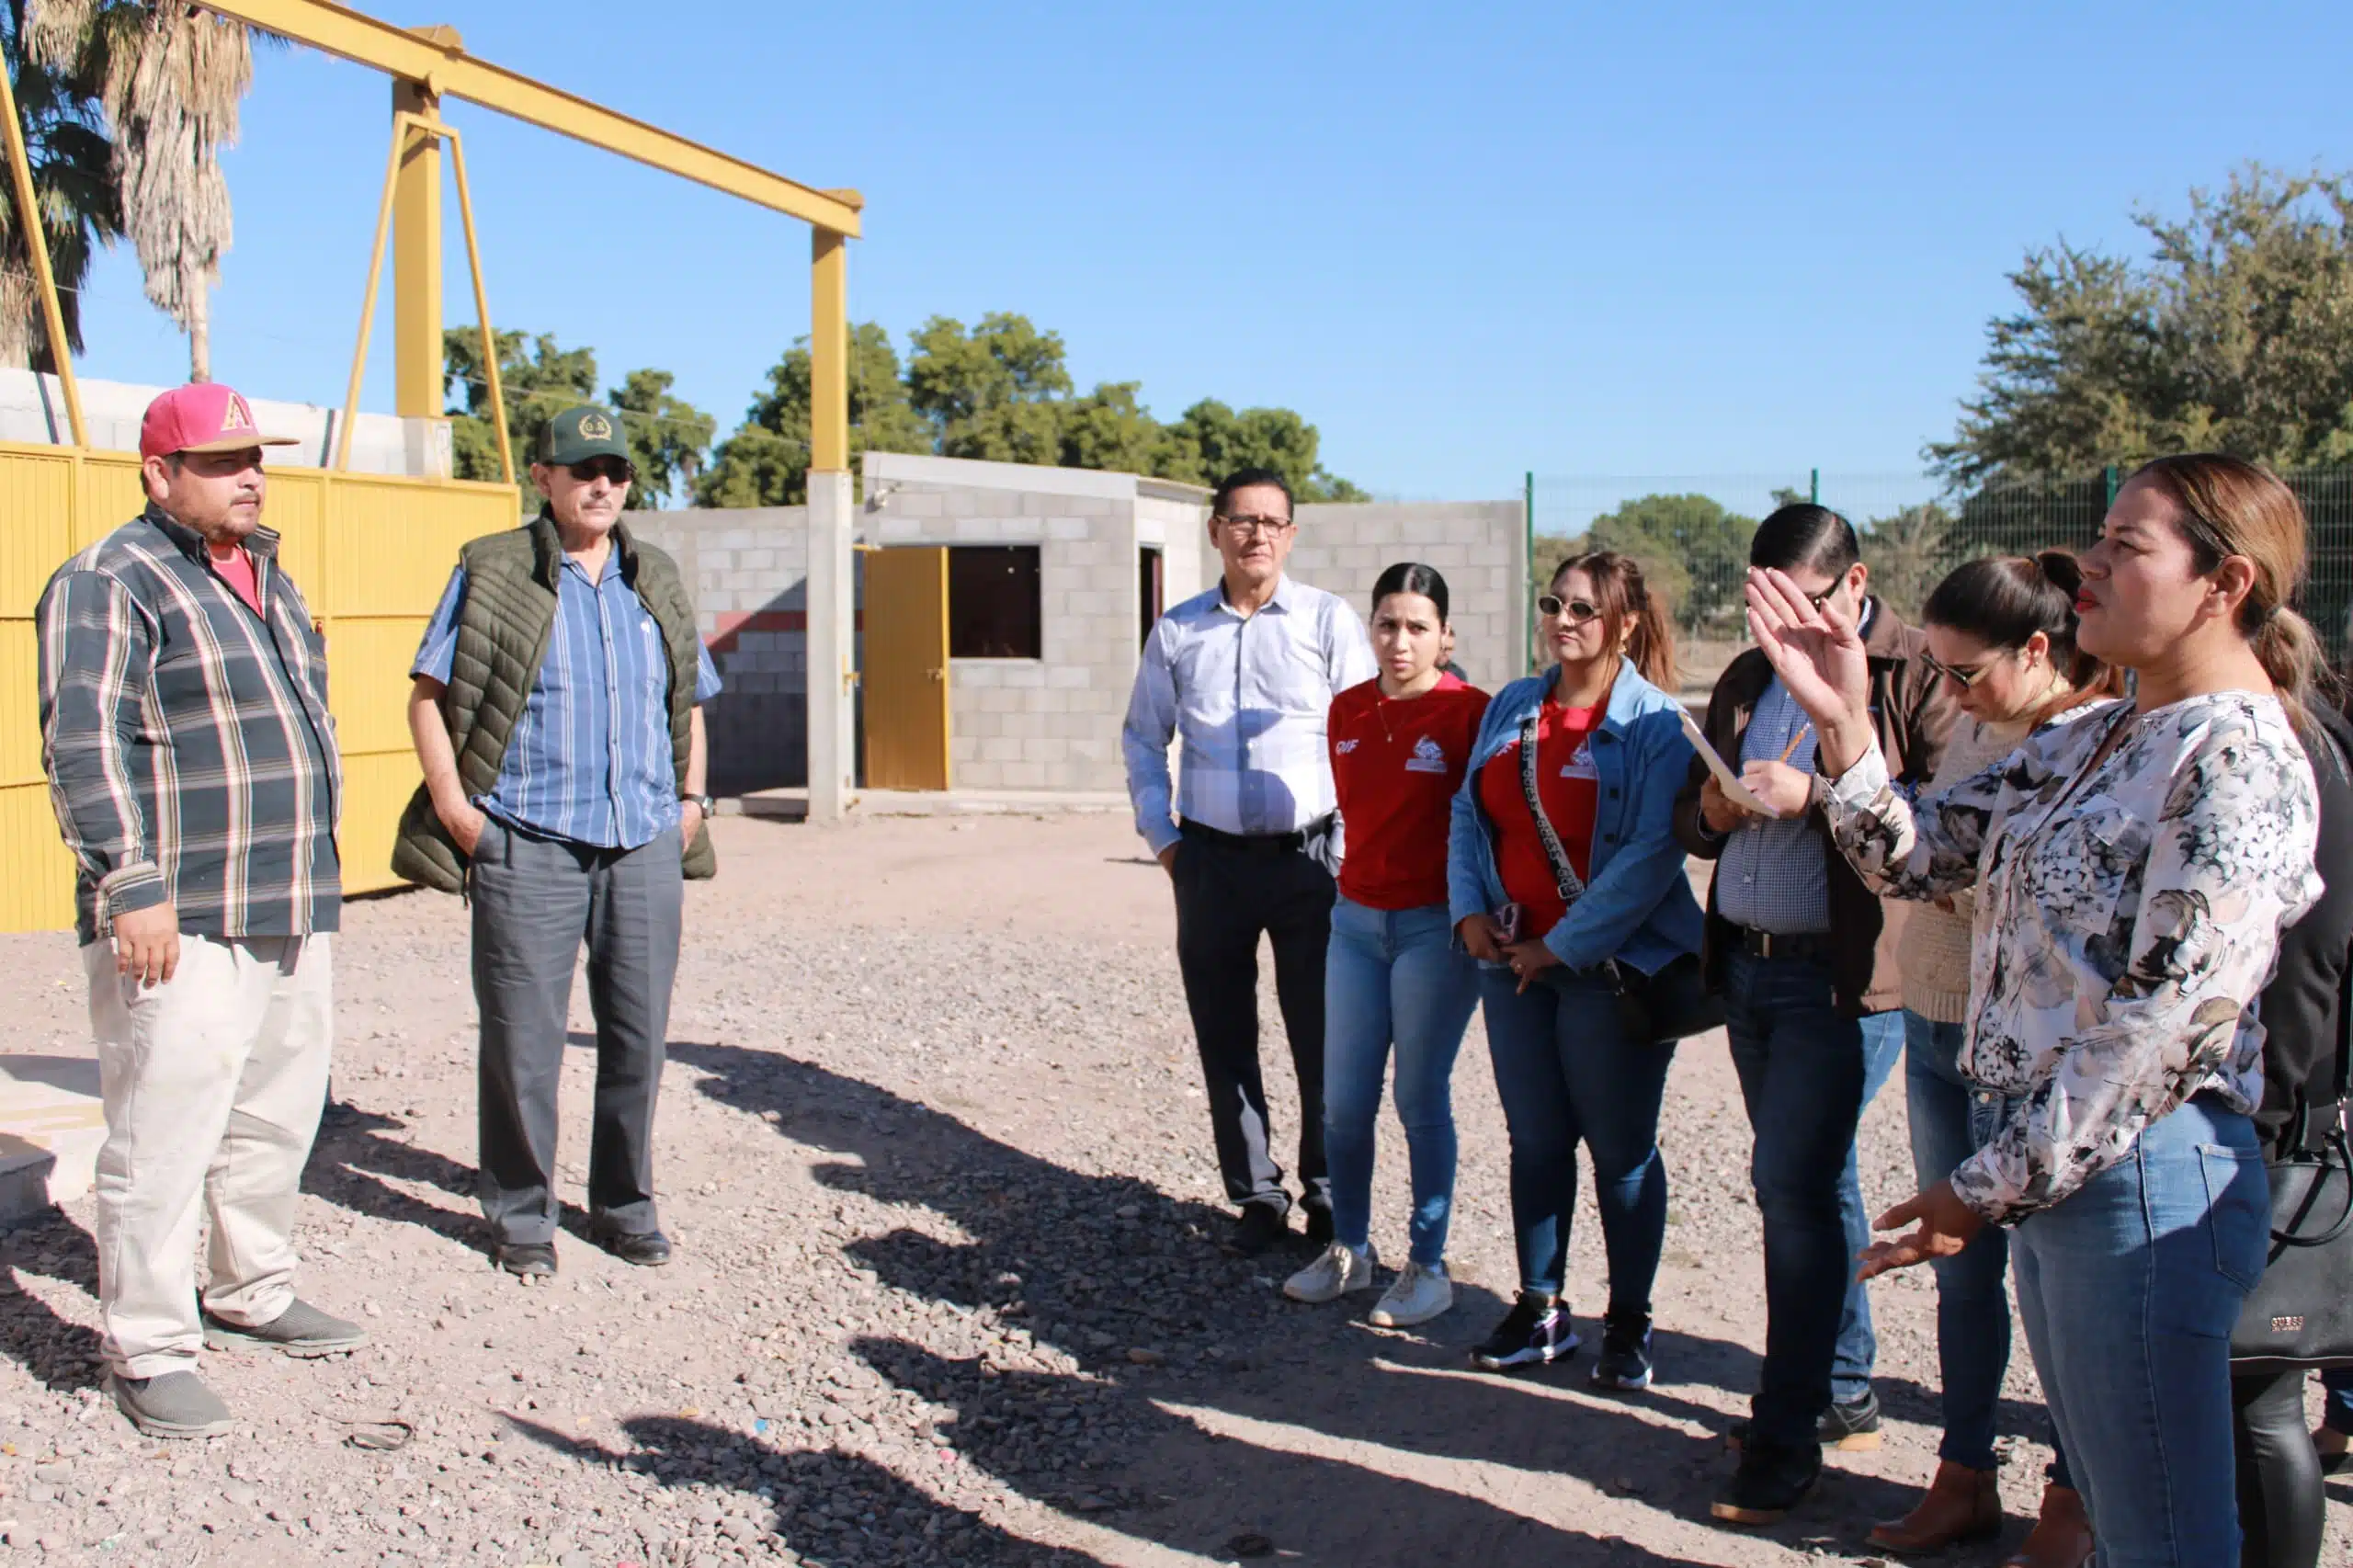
[303,1102,496,1259]
[504,1411,1102,1567]
[674,1043,1869,1557]
[0,1213,105,1392]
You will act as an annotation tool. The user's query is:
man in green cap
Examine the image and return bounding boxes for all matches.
[398,405,722,1278]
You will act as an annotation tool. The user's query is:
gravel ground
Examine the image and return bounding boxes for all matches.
[2,812,2349,1567]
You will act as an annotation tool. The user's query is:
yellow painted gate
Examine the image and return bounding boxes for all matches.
[0,441,521,933]
[860,545,951,791]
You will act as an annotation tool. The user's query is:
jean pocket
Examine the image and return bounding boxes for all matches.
[2197,1142,2270,1293]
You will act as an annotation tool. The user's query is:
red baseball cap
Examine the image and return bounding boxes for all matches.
[138,382,300,462]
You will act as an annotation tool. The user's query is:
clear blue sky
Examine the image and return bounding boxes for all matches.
[63,0,2353,501]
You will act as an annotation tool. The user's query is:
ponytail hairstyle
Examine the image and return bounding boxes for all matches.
[1370,561,1449,624]
[1921,551,2124,699]
[1552,551,1677,690]
[2125,454,2334,723]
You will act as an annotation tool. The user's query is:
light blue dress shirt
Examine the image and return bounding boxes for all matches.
[1121,575,1376,856]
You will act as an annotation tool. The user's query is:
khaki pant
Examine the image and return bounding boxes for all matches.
[84,934,333,1380]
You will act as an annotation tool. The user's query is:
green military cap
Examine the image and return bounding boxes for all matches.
[536,404,633,468]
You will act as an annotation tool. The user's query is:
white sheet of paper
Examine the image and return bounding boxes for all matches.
[1678,706,1774,816]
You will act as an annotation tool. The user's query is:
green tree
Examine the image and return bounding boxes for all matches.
[696,320,929,506]
[608,367,714,508]
[1930,165,2353,483]
[1154,398,1366,500]
[0,0,119,370]
[444,327,597,486]
[1581,493,1758,632]
[1859,502,1957,621]
[905,312,1073,449]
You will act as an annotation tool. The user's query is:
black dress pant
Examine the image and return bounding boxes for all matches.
[1170,824,1336,1216]
[2233,1367,2325,1568]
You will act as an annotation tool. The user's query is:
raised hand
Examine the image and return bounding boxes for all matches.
[1745,567,1876,776]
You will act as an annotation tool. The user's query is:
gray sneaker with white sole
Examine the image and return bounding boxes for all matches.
[109,1370,233,1439]
[202,1298,369,1358]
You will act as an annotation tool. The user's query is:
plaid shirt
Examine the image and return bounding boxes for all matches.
[38,505,342,944]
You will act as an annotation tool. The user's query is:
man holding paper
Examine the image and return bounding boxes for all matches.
[1672,505,1955,1525]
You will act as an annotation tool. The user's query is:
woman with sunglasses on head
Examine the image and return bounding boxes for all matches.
[1749,455,2325,1566]
[1284,563,1490,1324]
[1448,552,1702,1387]
[1865,553,2118,1562]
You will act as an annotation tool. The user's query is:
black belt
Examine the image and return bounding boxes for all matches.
[1179,816,1330,854]
[1731,926,1832,962]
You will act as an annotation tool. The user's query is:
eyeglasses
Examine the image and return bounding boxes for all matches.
[1536,595,1601,623]
[568,457,635,485]
[1214,513,1293,539]
[1921,650,2013,690]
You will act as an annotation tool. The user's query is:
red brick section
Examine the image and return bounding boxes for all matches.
[705,609,860,654]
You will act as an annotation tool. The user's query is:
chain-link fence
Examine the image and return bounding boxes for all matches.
[1530,467,2353,690]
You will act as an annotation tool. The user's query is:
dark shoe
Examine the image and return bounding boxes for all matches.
[591,1227,673,1267]
[1727,1390,1882,1453]
[1711,1437,1822,1526]
[1302,1206,1336,1246]
[1868,1460,2003,1553]
[495,1241,557,1278]
[1470,1290,1577,1371]
[108,1371,233,1439]
[1588,1311,1654,1391]
[201,1298,368,1358]
[2004,1483,2093,1568]
[1226,1204,1289,1256]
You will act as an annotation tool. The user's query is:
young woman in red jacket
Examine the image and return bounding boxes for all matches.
[1282,562,1490,1326]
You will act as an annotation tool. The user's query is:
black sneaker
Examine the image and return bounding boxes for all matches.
[1725,1390,1882,1453]
[1302,1206,1336,1246]
[1470,1290,1578,1371]
[1711,1435,1822,1526]
[1588,1311,1654,1391]
[1227,1204,1289,1256]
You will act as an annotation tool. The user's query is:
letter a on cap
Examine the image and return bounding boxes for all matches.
[222,392,256,434]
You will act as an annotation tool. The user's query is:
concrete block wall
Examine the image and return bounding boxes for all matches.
[626,506,810,794]
[1286,500,1529,691]
[866,453,1178,792]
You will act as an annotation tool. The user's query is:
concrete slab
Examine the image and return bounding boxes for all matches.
[0,1053,103,1225]
[733,787,1130,821]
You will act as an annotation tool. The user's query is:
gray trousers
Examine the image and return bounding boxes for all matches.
[470,818,682,1244]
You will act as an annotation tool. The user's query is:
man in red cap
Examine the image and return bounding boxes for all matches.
[36,382,364,1440]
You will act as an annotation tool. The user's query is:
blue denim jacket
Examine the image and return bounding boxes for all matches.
[1446,658,1706,975]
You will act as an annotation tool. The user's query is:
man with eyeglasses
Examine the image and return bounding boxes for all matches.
[1672,504,1955,1525]
[398,404,722,1280]
[39,383,364,1438]
[1123,466,1376,1256]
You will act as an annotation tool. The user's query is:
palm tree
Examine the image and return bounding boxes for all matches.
[0,0,119,371]
[26,0,260,382]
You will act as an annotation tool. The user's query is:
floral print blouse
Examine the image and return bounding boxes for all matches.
[1823,691,2321,1224]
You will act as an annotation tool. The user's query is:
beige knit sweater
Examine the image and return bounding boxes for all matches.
[1895,715,2030,1022]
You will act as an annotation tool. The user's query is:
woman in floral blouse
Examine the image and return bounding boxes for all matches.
[1740,454,2326,1566]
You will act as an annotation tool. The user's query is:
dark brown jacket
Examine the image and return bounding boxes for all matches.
[1671,597,1958,1017]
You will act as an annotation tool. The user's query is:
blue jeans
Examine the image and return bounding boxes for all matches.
[1480,966,1676,1312]
[2325,1369,2353,1437]
[1833,1007,1904,1403]
[1722,949,1875,1448]
[1323,897,1478,1266]
[2008,1093,2268,1567]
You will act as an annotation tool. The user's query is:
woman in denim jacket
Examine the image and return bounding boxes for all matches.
[1448,551,1703,1390]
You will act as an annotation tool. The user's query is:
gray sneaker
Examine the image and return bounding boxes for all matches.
[109,1370,233,1439]
[1282,1241,1377,1304]
[202,1298,369,1358]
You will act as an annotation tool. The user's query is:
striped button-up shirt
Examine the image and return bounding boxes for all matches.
[413,556,722,851]
[38,506,342,944]
[1122,575,1375,855]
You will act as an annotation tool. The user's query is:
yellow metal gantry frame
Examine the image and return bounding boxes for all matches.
[196,0,862,472]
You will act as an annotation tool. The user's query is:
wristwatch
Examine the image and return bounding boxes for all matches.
[683,793,715,816]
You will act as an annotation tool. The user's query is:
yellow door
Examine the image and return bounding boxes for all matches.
[862,546,951,790]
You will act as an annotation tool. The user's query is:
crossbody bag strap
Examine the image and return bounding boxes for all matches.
[1518,712,1587,907]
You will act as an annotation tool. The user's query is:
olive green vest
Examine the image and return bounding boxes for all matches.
[392,511,718,893]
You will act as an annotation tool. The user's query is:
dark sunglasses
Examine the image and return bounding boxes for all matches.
[1921,649,2014,690]
[1536,595,1601,623]
[568,457,635,484]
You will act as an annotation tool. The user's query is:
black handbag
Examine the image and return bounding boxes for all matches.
[2230,947,2353,1371]
[1514,712,1724,1044]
